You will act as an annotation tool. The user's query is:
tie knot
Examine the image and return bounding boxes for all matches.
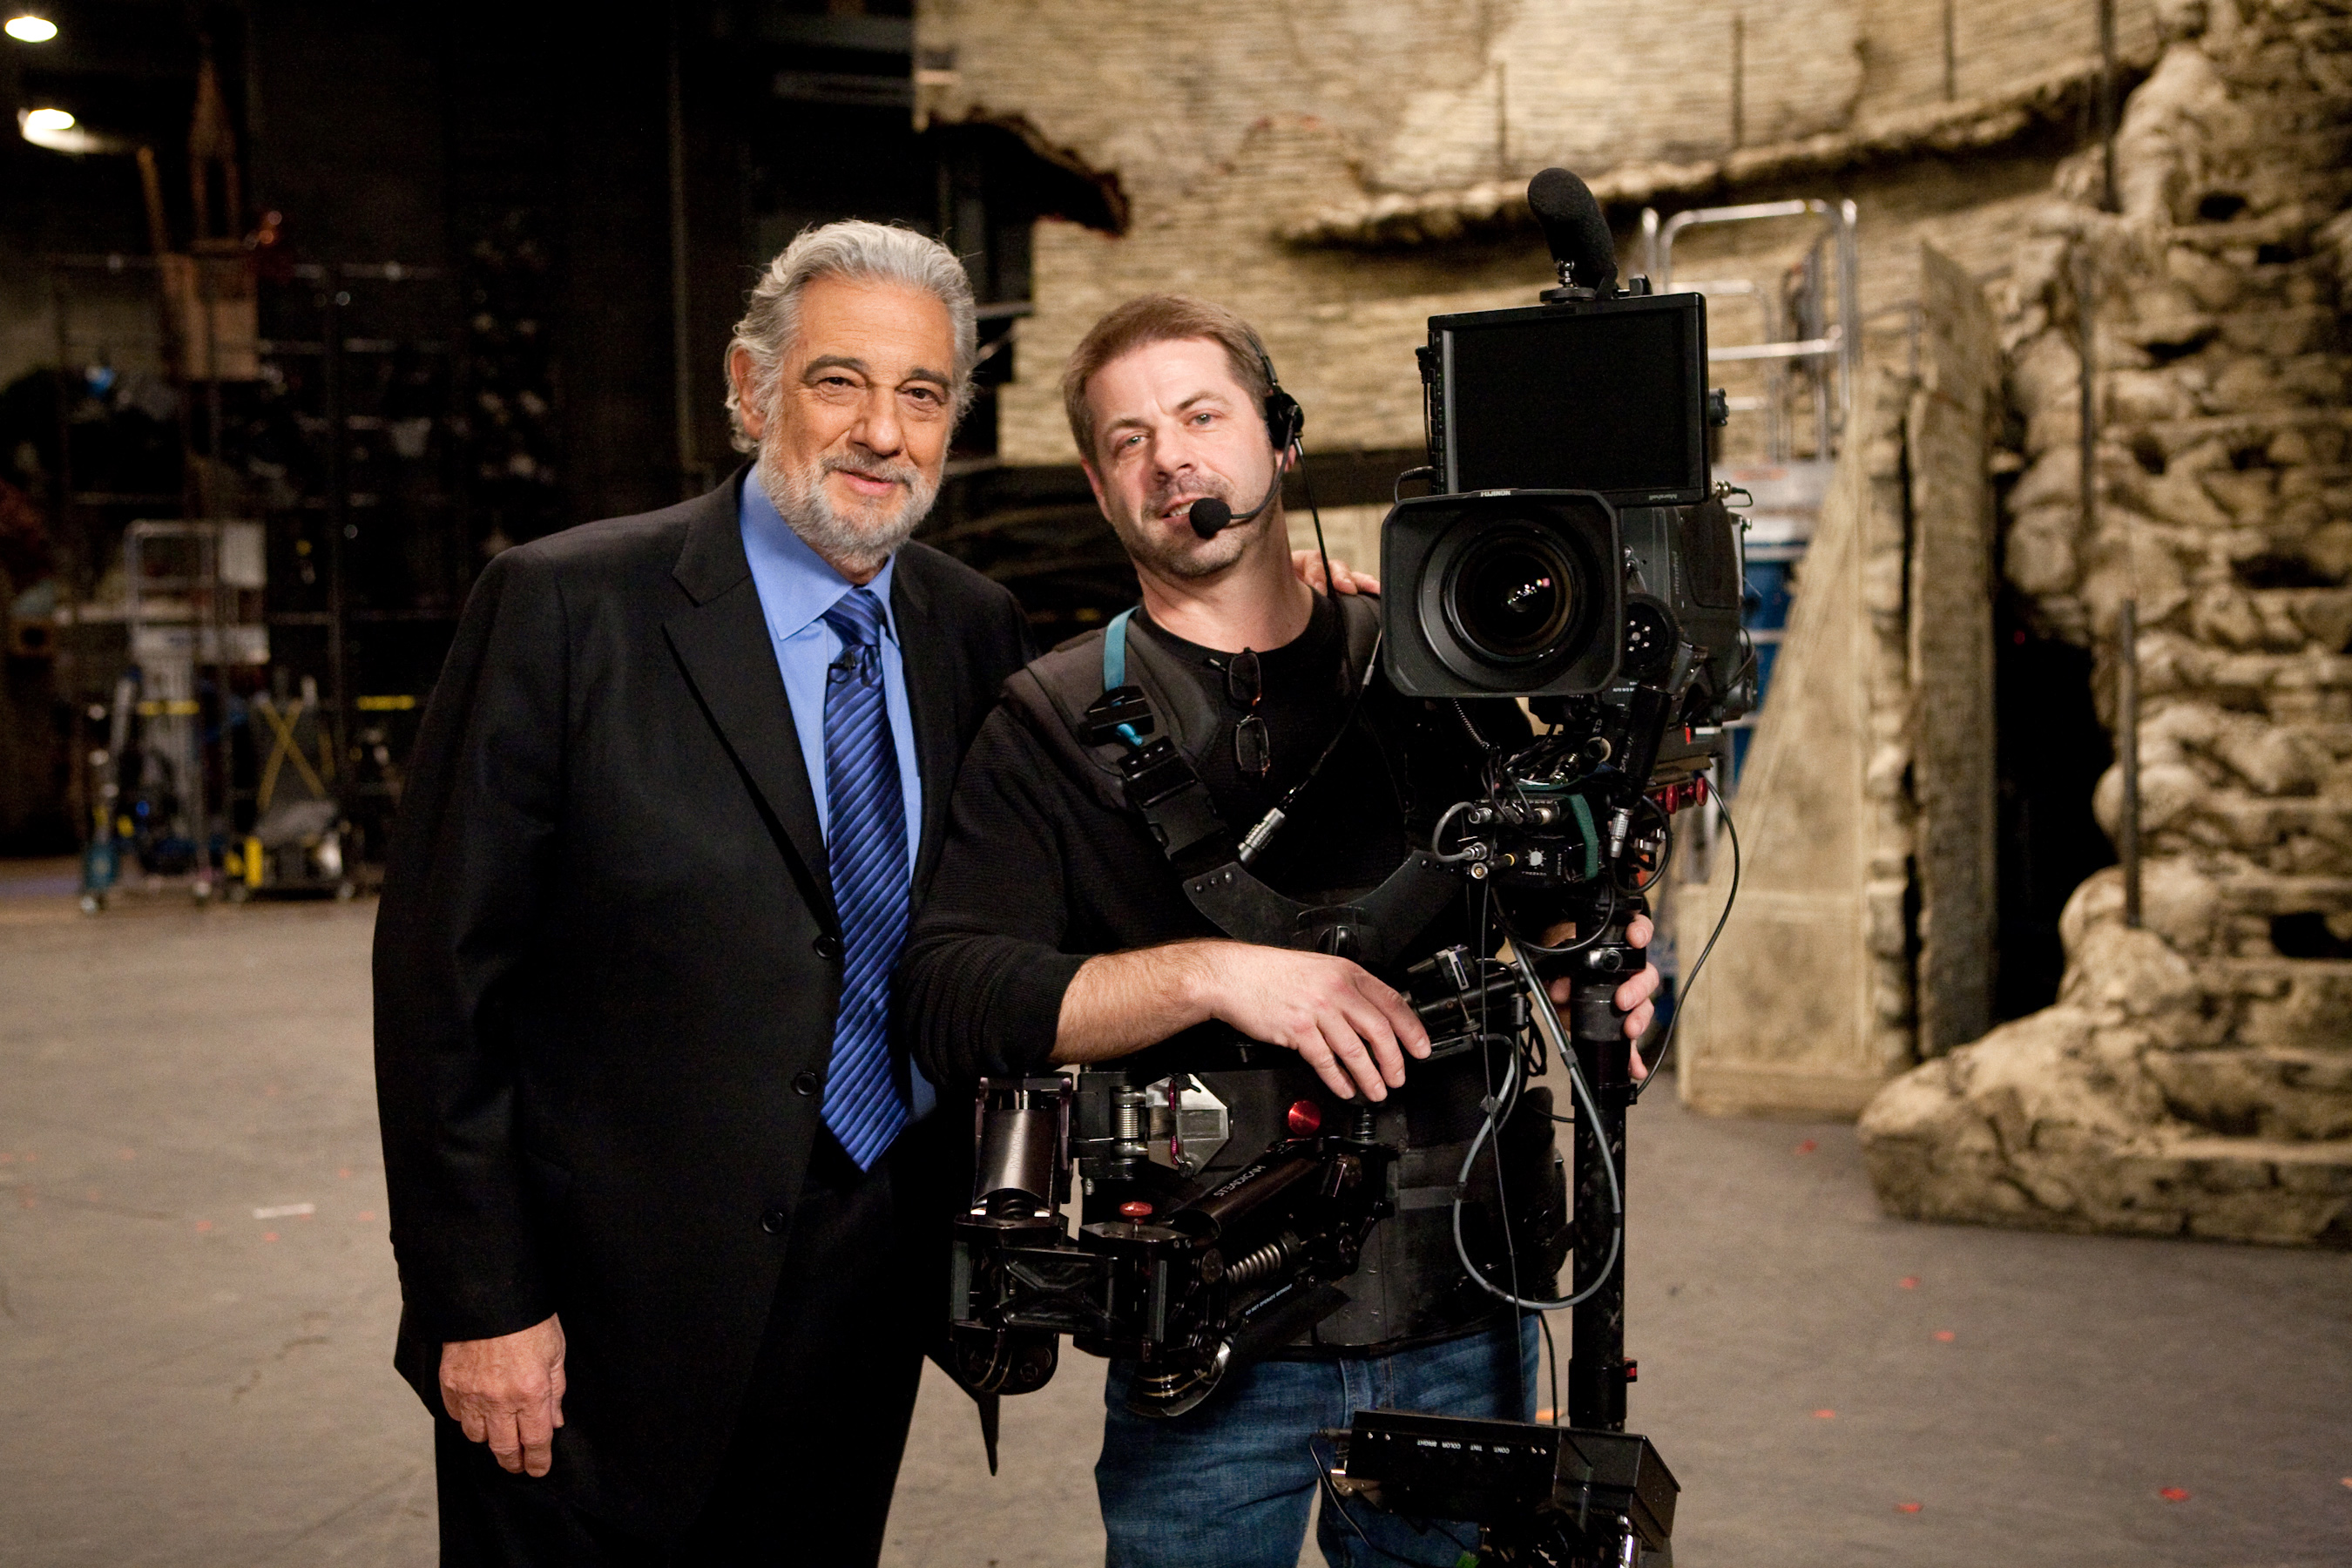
[823,586,888,649]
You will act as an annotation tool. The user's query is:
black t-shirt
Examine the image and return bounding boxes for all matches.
[1132,594,1412,902]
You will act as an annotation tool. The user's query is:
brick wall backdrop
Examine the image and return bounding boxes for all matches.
[920,0,2155,466]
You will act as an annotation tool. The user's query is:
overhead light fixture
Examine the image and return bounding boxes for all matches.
[18,106,128,153]
[4,13,57,43]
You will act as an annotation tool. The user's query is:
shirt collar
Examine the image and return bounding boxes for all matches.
[740,462,900,645]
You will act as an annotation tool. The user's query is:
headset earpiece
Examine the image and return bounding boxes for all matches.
[1251,336,1304,453]
[1263,388,1303,453]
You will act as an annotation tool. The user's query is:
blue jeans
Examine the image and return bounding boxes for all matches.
[1097,1318,1540,1568]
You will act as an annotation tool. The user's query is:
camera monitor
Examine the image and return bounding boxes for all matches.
[1429,294,1710,507]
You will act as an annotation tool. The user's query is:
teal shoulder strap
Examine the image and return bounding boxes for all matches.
[1100,607,1145,747]
[1102,607,1136,692]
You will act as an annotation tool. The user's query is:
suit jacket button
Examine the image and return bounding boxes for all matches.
[793,1070,821,1097]
[813,934,843,961]
[760,1208,788,1235]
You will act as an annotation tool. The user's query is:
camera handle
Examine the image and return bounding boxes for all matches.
[1554,895,1647,1433]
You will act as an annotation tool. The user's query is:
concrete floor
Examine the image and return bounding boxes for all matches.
[1,864,2347,1566]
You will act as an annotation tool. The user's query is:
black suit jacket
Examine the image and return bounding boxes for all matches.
[373,470,1031,1535]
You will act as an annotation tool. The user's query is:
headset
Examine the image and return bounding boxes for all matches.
[1256,336,1304,454]
[1189,335,1306,540]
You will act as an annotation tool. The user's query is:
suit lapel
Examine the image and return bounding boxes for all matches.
[892,556,962,890]
[665,477,836,929]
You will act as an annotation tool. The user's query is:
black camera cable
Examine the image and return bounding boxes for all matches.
[1227,439,1383,868]
[1470,877,1541,1427]
[1449,936,1625,1315]
[1307,1431,1476,1567]
[1634,786,1742,1092]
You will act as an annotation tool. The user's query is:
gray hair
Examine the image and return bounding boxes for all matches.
[724,220,980,454]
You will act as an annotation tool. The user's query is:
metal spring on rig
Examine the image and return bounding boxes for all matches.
[1113,1086,1145,1145]
[1225,1234,1297,1288]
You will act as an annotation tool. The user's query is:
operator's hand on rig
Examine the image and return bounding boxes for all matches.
[1541,912,1660,1081]
[439,1312,567,1477]
[1058,938,1430,1102]
[1201,943,1430,1100]
[1290,547,1380,597]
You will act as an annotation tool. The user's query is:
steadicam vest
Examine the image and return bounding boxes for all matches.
[998,601,1568,1348]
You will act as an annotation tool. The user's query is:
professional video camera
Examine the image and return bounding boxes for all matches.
[950,167,1742,1566]
[1386,166,1751,900]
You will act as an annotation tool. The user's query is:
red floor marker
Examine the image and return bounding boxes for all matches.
[195,1220,212,1232]
[1896,1502,1923,1514]
[119,1148,135,1160]
[1898,1276,1919,1289]
[1814,1409,1836,1420]
[1794,1139,1818,1154]
[261,1231,279,1242]
[337,1167,353,1179]
[1934,1330,1957,1342]
[2159,1488,2190,1502]
[357,1210,376,1223]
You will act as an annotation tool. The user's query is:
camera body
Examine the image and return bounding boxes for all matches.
[1384,287,1747,727]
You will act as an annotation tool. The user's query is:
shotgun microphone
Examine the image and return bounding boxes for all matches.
[1527,166,1618,295]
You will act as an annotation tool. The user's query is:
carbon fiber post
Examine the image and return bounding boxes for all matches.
[1566,898,1643,1432]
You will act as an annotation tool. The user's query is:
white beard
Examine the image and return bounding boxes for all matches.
[760,438,940,578]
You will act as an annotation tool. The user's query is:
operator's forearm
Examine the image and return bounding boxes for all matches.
[1051,941,1222,1064]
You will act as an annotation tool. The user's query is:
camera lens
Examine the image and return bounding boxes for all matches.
[1444,526,1581,663]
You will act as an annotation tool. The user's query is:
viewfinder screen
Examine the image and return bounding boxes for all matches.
[1439,300,1706,502]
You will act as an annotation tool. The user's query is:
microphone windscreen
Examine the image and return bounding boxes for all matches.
[1188,497,1233,540]
[1527,167,1618,293]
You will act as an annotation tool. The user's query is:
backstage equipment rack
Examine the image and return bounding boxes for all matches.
[41,250,467,905]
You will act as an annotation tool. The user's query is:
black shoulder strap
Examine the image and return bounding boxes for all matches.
[1003,599,1460,966]
[1002,617,1228,862]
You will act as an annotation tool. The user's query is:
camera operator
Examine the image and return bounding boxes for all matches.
[900,294,1659,1568]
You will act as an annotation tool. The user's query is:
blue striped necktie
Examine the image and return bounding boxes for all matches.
[819,585,910,1170]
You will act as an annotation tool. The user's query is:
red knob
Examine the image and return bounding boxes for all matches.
[1119,1200,1153,1219]
[1286,1099,1322,1136]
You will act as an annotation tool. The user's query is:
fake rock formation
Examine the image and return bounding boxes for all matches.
[1860,0,2352,1245]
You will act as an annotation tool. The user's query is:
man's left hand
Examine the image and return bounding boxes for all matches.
[1538,913,1661,1082]
[1292,549,1379,596]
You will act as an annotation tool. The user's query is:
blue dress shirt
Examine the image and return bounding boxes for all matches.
[739,465,934,1119]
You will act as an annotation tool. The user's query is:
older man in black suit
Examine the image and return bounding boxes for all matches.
[373,221,1033,1565]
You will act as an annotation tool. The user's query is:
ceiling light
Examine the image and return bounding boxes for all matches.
[18,107,125,153]
[4,14,58,43]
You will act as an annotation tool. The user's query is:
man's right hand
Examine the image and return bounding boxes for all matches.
[1199,945,1430,1100]
[440,1313,566,1477]
[1056,940,1430,1100]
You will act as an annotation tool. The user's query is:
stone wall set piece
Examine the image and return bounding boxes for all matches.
[1677,246,2000,1118]
[1858,0,2352,1247]
[915,0,2161,465]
